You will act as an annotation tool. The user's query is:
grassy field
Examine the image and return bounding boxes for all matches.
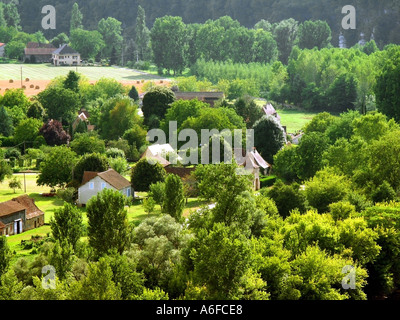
[278,109,318,133]
[0,63,168,81]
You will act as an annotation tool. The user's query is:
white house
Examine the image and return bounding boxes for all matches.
[141,143,183,165]
[77,169,133,206]
[52,44,81,66]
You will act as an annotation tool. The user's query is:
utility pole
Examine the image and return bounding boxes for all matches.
[20,66,23,88]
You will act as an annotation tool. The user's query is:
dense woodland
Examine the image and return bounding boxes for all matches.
[0,0,400,302]
[6,0,400,49]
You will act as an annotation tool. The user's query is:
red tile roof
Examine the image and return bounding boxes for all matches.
[12,195,44,220]
[0,200,26,218]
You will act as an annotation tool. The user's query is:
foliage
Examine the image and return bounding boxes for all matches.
[39,119,70,146]
[8,176,22,193]
[86,189,131,257]
[253,115,286,164]
[50,203,84,250]
[163,174,185,221]
[37,146,77,188]
[131,158,167,192]
[72,153,110,185]
[142,86,176,128]
[70,132,106,156]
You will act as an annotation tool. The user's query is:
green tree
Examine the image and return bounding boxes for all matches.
[266,181,306,218]
[0,106,13,137]
[37,146,77,189]
[128,85,139,101]
[326,74,358,113]
[87,189,131,257]
[98,95,141,140]
[151,16,187,75]
[131,158,167,192]
[14,118,43,146]
[37,86,81,125]
[70,132,106,156]
[72,153,110,185]
[3,1,20,29]
[163,174,185,221]
[234,96,264,129]
[142,86,175,128]
[375,46,400,122]
[298,20,332,50]
[305,169,350,213]
[70,28,105,60]
[149,181,166,211]
[0,160,12,183]
[70,2,83,33]
[64,71,80,93]
[253,115,286,164]
[51,32,69,48]
[68,258,121,300]
[98,17,123,59]
[8,176,21,193]
[273,18,299,64]
[295,132,330,180]
[0,236,12,279]
[4,40,24,60]
[50,203,84,250]
[135,5,151,61]
[27,100,46,121]
[190,223,252,299]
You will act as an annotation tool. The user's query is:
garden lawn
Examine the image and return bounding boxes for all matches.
[278,109,318,133]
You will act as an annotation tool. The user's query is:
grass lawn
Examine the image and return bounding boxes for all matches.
[0,64,169,81]
[278,109,318,133]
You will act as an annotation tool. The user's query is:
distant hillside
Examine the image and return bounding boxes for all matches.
[6,0,400,47]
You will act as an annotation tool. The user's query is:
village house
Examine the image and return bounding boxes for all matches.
[172,86,225,107]
[0,195,45,236]
[24,42,56,63]
[235,148,272,190]
[77,169,133,206]
[0,43,6,58]
[141,143,183,165]
[52,44,81,66]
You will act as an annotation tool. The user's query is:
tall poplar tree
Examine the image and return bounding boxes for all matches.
[70,2,83,33]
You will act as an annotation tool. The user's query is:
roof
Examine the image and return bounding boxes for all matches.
[53,44,80,55]
[146,155,171,167]
[12,195,44,220]
[236,149,271,170]
[0,43,5,47]
[0,200,26,218]
[0,221,6,229]
[24,42,56,55]
[143,144,183,162]
[175,92,225,100]
[81,169,131,190]
[25,47,56,55]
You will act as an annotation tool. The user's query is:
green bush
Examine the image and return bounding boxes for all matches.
[260,175,277,188]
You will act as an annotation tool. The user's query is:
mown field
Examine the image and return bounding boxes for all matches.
[0,64,168,81]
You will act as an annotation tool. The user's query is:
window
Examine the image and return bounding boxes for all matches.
[127,188,131,197]
[101,183,106,190]
[89,182,94,190]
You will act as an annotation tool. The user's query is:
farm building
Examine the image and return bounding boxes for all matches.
[235,148,271,190]
[52,44,81,66]
[0,43,6,57]
[262,103,281,123]
[77,169,133,206]
[0,195,44,236]
[141,144,183,165]
[173,90,225,107]
[24,42,56,63]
